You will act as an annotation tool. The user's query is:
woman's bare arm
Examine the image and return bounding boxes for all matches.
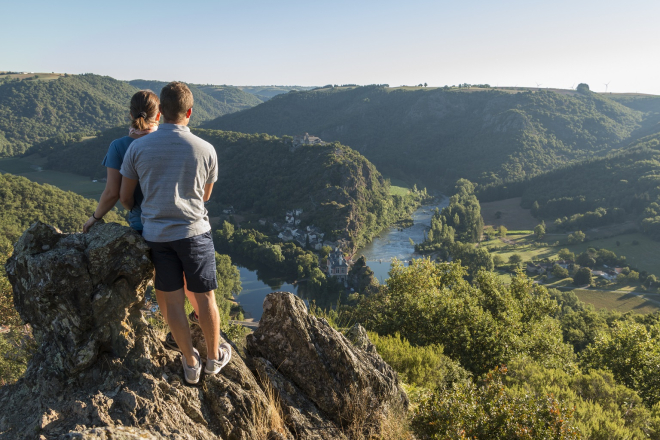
[83,168,122,232]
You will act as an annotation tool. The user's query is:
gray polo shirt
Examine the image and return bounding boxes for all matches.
[120,124,218,242]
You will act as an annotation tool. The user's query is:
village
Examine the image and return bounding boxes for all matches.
[222,203,353,286]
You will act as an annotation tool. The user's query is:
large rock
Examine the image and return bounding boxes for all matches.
[0,222,285,440]
[247,292,408,436]
[0,222,407,440]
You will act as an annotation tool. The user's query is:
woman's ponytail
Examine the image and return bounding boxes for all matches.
[130,90,159,131]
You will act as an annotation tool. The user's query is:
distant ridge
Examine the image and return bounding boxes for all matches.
[202,85,654,190]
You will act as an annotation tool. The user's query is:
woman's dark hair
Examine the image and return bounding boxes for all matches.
[130,90,160,130]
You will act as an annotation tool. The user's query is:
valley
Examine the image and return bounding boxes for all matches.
[2,72,660,439]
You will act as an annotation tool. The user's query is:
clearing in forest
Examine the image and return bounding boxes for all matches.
[480,197,538,230]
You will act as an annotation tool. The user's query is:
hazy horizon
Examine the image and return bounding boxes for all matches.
[3,0,660,94]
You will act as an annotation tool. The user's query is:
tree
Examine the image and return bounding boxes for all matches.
[215,253,242,300]
[423,82,428,87]
[552,264,570,279]
[531,201,540,217]
[558,248,575,262]
[534,223,546,239]
[573,267,592,286]
[493,255,505,267]
[568,231,586,244]
[576,252,596,268]
[576,83,590,93]
[581,320,660,406]
[351,259,573,376]
[497,225,507,237]
[508,254,523,266]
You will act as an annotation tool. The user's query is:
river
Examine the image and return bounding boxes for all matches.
[234,197,449,320]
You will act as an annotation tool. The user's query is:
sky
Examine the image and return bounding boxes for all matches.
[2,0,660,94]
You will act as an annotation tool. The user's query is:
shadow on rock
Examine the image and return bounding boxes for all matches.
[0,222,407,440]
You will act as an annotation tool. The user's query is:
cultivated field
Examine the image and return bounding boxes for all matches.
[0,72,64,81]
[574,289,660,314]
[480,197,538,230]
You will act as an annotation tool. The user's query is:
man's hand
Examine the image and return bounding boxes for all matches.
[120,176,139,210]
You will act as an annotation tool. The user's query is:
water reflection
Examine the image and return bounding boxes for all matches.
[233,197,448,319]
[358,197,449,283]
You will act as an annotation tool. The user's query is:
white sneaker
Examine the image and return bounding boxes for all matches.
[205,342,232,374]
[182,348,202,384]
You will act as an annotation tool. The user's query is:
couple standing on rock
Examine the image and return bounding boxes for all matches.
[82,82,231,385]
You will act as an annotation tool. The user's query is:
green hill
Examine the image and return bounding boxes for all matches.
[235,86,316,99]
[0,74,266,157]
[33,128,423,249]
[0,173,126,252]
[0,74,136,156]
[202,86,645,190]
[128,80,263,124]
[480,132,660,239]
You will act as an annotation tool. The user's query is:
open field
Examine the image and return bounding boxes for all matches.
[390,186,410,196]
[485,230,659,276]
[0,72,64,81]
[566,232,660,275]
[0,158,104,200]
[0,158,37,174]
[573,288,660,314]
[480,197,538,230]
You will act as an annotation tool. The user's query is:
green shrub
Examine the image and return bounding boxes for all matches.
[368,331,468,389]
[411,366,581,439]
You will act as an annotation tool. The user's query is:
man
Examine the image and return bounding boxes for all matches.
[120,81,231,384]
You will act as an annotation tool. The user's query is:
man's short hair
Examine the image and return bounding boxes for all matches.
[160,81,194,122]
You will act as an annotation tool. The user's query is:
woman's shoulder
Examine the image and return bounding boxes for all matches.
[108,136,135,153]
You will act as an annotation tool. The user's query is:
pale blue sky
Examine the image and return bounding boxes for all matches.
[3,0,659,93]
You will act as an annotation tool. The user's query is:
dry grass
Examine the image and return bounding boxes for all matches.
[252,371,289,439]
[338,384,415,440]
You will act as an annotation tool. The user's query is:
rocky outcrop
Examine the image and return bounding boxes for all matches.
[247,293,408,436]
[0,222,406,440]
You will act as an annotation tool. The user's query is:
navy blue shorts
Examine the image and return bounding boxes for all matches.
[146,231,218,293]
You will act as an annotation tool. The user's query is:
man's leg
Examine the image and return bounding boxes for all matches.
[194,290,221,360]
[155,275,199,324]
[183,276,200,316]
[157,288,197,367]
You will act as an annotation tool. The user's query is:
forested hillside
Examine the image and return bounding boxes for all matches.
[203,85,645,190]
[481,133,660,239]
[128,80,263,124]
[34,127,424,249]
[0,173,126,252]
[0,74,135,156]
[0,74,265,157]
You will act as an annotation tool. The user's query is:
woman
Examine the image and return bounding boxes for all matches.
[83,90,200,350]
[83,90,159,234]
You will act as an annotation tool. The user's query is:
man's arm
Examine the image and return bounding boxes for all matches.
[203,183,214,202]
[120,176,139,210]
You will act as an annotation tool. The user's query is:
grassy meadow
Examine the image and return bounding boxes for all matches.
[0,157,104,200]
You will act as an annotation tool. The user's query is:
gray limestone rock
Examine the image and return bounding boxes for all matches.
[0,222,284,440]
[246,292,408,436]
[0,222,406,440]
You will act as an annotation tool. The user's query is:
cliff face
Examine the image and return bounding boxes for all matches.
[0,222,406,440]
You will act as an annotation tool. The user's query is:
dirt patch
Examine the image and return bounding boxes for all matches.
[480,197,538,230]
